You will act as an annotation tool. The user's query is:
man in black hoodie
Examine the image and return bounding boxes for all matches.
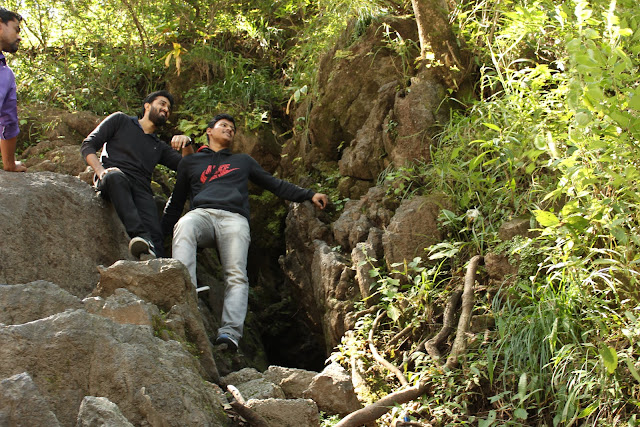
[162,113,329,351]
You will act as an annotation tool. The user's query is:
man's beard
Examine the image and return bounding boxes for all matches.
[148,106,168,127]
[4,41,19,53]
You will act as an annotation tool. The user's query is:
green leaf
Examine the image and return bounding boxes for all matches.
[625,358,640,383]
[387,304,401,322]
[514,408,528,420]
[482,122,501,132]
[565,215,589,232]
[478,410,497,427]
[599,345,618,374]
[534,210,560,227]
[517,373,528,402]
[610,226,629,245]
[577,402,598,418]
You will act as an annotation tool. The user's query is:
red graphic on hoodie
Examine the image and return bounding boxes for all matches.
[200,164,239,183]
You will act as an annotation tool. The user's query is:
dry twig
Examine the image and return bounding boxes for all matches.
[445,255,483,370]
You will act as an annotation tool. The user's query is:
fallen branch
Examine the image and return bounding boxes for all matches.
[227,385,270,427]
[369,311,409,387]
[334,382,430,427]
[336,256,484,427]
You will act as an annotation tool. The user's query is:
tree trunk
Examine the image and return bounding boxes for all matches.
[411,0,468,89]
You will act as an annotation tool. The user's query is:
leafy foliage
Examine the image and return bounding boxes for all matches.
[338,0,640,425]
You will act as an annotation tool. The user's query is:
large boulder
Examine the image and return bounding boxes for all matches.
[92,258,219,382]
[0,372,61,426]
[303,362,362,416]
[0,172,129,297]
[382,194,452,266]
[0,309,229,426]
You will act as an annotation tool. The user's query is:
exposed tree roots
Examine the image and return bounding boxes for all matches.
[424,288,463,360]
[227,385,270,427]
[369,311,409,386]
[336,255,484,427]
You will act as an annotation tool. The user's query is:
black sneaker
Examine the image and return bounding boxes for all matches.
[129,237,156,260]
[215,334,238,352]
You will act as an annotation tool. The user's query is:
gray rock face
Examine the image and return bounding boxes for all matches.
[0,372,61,426]
[92,259,219,382]
[339,82,397,180]
[76,396,134,427]
[0,281,82,325]
[382,75,449,167]
[303,362,362,416]
[382,195,451,267]
[245,398,320,427]
[0,172,129,297]
[0,309,229,427]
[332,187,394,253]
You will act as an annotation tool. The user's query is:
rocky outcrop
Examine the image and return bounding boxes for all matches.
[304,18,419,163]
[0,307,229,426]
[220,363,362,426]
[0,172,129,297]
[282,190,453,352]
[382,75,449,167]
[1,270,363,426]
[0,372,61,426]
[382,194,452,266]
[91,259,220,382]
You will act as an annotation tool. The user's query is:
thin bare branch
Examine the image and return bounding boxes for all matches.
[369,311,409,387]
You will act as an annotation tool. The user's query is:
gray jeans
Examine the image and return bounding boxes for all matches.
[172,208,251,341]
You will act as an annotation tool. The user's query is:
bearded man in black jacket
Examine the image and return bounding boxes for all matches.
[81,91,194,259]
[162,113,329,351]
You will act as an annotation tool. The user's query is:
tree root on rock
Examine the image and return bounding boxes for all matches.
[336,255,484,427]
[227,385,270,427]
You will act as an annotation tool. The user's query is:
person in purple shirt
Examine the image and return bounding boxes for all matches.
[0,7,25,172]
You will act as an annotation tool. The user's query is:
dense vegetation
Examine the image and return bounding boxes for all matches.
[6,0,640,425]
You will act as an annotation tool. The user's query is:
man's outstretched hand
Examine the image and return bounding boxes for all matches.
[312,193,329,210]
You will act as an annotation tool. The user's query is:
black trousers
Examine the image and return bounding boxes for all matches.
[97,169,165,257]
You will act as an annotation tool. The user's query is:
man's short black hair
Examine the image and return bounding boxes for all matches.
[207,114,236,129]
[139,90,174,118]
[0,8,22,24]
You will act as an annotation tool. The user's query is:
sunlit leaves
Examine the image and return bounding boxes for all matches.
[599,345,618,375]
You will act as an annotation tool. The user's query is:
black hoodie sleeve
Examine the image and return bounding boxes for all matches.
[248,156,315,202]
